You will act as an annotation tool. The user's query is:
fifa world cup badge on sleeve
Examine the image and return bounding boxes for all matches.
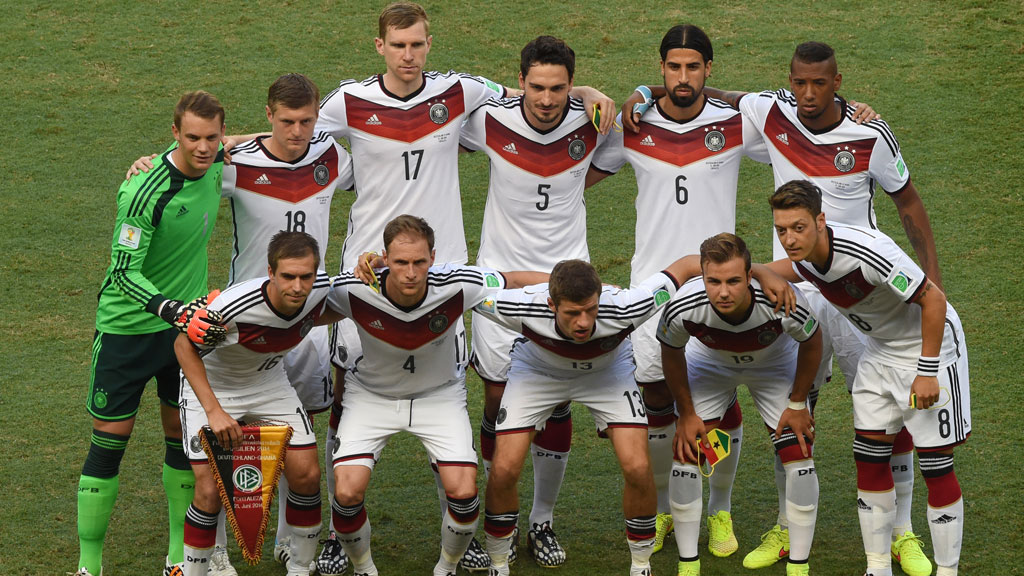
[699,428,732,477]
[199,423,292,565]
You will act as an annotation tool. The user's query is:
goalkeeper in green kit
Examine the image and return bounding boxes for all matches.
[74,91,227,576]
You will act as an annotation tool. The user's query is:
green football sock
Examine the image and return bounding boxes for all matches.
[163,464,195,564]
[77,474,119,573]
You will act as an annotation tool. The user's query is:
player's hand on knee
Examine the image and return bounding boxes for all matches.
[125,154,158,181]
[910,375,940,409]
[776,409,815,457]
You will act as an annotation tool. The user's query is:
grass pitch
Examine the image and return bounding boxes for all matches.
[2,1,1022,574]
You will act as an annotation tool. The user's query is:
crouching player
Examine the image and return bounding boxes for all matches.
[474,257,707,576]
[323,215,548,576]
[767,180,969,576]
[175,231,329,576]
[657,233,822,576]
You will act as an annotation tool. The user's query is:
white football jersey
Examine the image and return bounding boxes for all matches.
[461,96,615,271]
[197,273,332,391]
[222,133,354,284]
[657,277,818,367]
[473,271,679,376]
[791,224,958,366]
[327,265,505,398]
[318,71,505,269]
[738,90,910,259]
[602,99,770,285]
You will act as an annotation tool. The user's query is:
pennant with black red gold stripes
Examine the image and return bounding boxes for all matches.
[199,422,291,564]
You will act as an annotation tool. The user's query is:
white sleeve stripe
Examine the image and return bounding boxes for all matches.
[832,241,893,276]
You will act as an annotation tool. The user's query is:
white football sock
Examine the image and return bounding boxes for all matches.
[707,423,741,516]
[669,461,702,559]
[784,459,818,562]
[529,445,568,527]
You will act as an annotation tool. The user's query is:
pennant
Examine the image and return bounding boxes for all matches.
[699,428,732,477]
[199,423,292,565]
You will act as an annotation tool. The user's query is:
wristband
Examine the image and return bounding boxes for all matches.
[787,400,807,411]
[632,85,655,118]
[917,356,940,377]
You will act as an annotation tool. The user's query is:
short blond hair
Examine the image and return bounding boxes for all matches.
[379,2,429,39]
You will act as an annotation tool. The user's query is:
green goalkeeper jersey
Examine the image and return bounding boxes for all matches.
[95,147,224,334]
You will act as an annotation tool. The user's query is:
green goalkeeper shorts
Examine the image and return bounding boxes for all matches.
[87,328,181,421]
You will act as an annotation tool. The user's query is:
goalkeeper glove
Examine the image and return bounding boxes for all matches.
[157,290,220,333]
[188,308,226,346]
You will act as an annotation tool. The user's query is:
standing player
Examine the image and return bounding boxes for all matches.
[323,215,547,576]
[460,34,619,566]
[704,42,941,574]
[75,91,225,576]
[657,233,822,576]
[624,41,931,573]
[127,73,356,576]
[594,24,771,558]
[176,231,330,576]
[475,256,706,576]
[312,3,612,567]
[766,180,969,576]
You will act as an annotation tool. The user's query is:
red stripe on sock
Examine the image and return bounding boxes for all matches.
[534,413,572,452]
[184,519,216,549]
[893,427,914,454]
[923,469,962,508]
[286,500,322,527]
[333,506,367,534]
[855,459,894,492]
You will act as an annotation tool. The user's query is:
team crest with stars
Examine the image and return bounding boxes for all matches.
[757,330,779,346]
[313,164,330,186]
[844,282,865,299]
[599,338,619,351]
[834,146,856,172]
[428,314,449,334]
[300,317,314,338]
[429,102,449,124]
[190,435,202,454]
[704,126,726,151]
[568,137,586,160]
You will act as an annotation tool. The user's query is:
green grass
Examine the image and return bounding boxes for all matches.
[2,1,1022,574]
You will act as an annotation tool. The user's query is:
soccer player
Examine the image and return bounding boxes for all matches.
[624,41,933,572]
[312,4,612,567]
[75,91,225,576]
[176,231,330,576]
[459,34,620,566]
[657,233,823,576]
[474,255,709,576]
[322,215,547,576]
[594,24,771,558]
[766,180,969,576]
[127,73,356,576]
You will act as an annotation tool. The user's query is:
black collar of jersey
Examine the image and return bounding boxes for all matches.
[377,72,427,102]
[161,147,224,181]
[710,285,757,326]
[255,135,312,165]
[654,94,707,125]
[518,97,572,135]
[811,226,837,275]
[552,319,594,343]
[380,269,430,312]
[800,96,847,135]
[261,279,306,321]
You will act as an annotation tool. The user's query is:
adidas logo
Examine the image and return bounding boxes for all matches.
[931,514,956,525]
[369,319,384,330]
[254,174,271,185]
[502,142,518,155]
[776,132,789,145]
[253,336,266,345]
[176,205,189,217]
[366,114,382,125]
[639,134,655,146]
[856,498,871,511]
